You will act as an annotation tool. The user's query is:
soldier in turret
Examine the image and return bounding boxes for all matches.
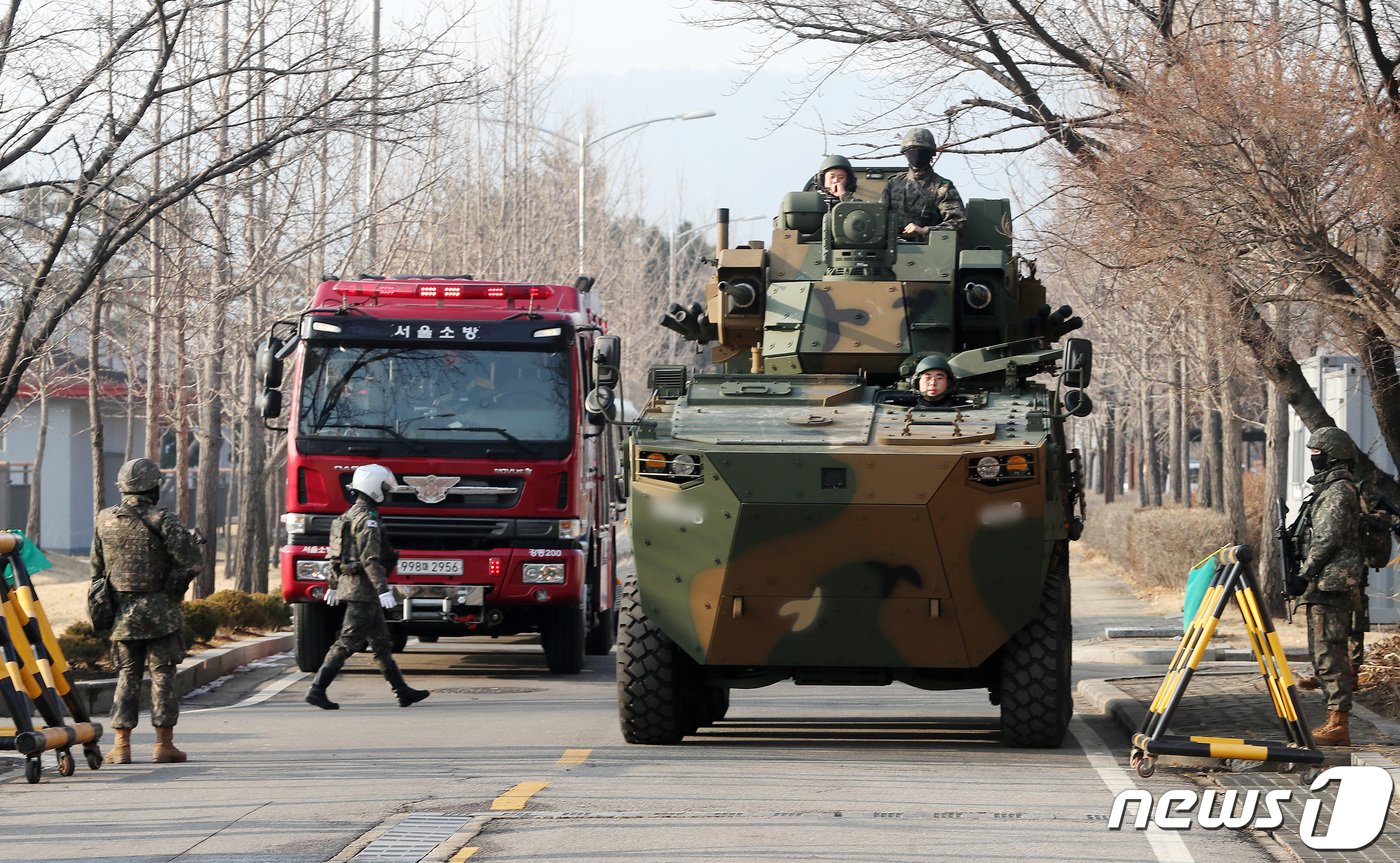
[817,154,857,204]
[1294,426,1367,746]
[91,458,204,764]
[881,128,967,237]
[305,463,429,710]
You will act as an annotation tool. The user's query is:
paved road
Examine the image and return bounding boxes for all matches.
[0,634,1277,863]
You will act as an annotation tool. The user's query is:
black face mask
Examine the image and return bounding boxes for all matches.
[905,147,933,171]
[1310,452,1330,472]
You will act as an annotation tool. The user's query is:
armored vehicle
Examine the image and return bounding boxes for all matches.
[598,167,1092,748]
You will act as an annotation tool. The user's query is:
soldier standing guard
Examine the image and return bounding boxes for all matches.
[305,464,429,710]
[91,458,203,764]
[1294,427,1367,746]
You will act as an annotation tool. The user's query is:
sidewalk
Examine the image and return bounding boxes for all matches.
[1073,550,1400,859]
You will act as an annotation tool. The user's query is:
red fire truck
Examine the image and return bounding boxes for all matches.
[257,275,625,674]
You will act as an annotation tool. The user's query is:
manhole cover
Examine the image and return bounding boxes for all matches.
[432,686,545,695]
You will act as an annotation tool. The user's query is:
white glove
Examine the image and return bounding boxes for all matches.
[323,589,339,607]
[379,591,397,610]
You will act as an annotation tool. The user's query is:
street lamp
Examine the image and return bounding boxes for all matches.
[578,110,716,275]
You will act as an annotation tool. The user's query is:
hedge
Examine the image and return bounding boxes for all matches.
[1080,494,1233,591]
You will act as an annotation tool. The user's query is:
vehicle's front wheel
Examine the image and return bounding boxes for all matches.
[294,603,341,672]
[542,603,586,674]
[998,546,1072,748]
[617,580,693,744]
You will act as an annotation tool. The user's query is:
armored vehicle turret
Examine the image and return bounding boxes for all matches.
[604,165,1091,748]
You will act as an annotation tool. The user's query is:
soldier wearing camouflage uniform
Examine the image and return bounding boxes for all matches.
[880,128,967,237]
[1295,426,1367,746]
[305,464,428,710]
[91,458,203,764]
[816,154,857,204]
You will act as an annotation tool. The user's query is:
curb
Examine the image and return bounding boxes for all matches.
[70,632,296,715]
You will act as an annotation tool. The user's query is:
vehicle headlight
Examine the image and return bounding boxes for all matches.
[670,453,700,477]
[295,560,332,581]
[558,518,583,540]
[975,456,1002,480]
[522,563,566,584]
[283,512,308,541]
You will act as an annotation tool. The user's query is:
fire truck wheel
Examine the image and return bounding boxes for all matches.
[418,634,439,643]
[542,603,585,674]
[294,603,341,673]
[585,607,617,655]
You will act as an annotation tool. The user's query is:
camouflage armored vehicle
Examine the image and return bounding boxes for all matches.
[593,165,1092,748]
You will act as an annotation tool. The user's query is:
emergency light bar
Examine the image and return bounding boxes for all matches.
[333,282,556,301]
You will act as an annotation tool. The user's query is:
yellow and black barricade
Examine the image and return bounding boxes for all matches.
[0,532,103,783]
[1129,544,1322,778]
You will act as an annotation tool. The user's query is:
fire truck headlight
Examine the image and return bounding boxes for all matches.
[295,561,333,581]
[522,563,566,584]
[283,512,308,541]
[557,519,583,540]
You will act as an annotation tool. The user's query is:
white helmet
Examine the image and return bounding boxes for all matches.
[351,463,397,503]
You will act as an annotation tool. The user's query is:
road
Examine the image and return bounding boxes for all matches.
[0,634,1277,863]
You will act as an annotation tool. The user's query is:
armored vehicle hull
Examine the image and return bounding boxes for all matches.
[611,173,1089,748]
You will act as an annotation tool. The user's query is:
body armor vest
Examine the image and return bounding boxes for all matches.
[100,505,170,592]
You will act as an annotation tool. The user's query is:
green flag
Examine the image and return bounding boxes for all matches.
[1,530,53,587]
[1182,553,1217,631]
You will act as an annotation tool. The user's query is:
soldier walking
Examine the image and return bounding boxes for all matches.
[91,458,203,764]
[305,464,429,710]
[1294,427,1368,746]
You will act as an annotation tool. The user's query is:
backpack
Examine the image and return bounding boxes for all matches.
[1358,493,1394,569]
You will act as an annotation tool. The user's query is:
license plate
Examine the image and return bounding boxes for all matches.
[397,558,463,575]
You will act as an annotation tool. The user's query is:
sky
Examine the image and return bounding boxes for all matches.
[415,0,1047,236]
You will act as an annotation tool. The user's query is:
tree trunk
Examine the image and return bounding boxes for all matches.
[1138,375,1162,506]
[88,286,106,517]
[1103,401,1117,504]
[194,350,222,598]
[1221,377,1245,541]
[25,385,46,545]
[1259,378,1289,618]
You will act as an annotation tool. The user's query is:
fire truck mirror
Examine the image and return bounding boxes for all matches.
[585,385,617,423]
[257,388,284,419]
[256,336,285,390]
[592,335,621,388]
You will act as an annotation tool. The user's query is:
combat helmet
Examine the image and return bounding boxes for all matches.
[1306,426,1357,466]
[117,458,161,494]
[914,352,954,378]
[351,463,397,503]
[816,154,856,194]
[900,128,938,153]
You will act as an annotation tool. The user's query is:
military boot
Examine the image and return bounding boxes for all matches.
[305,665,340,710]
[104,728,131,765]
[384,663,429,707]
[152,726,187,763]
[1311,710,1351,747]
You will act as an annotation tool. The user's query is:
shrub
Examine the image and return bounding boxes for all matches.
[57,621,110,668]
[1126,507,1234,592]
[1080,494,1138,572]
[249,593,291,630]
[204,589,258,632]
[182,599,219,644]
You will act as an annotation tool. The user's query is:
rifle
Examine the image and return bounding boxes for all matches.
[1276,498,1306,622]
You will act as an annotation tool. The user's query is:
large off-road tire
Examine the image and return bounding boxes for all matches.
[617,579,693,744]
[294,603,340,673]
[998,548,1072,748]
[585,607,617,655]
[542,603,586,674]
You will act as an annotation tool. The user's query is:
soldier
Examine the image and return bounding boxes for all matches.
[816,154,856,203]
[305,463,429,710]
[912,354,963,409]
[880,128,967,237]
[1294,426,1367,746]
[91,458,203,764]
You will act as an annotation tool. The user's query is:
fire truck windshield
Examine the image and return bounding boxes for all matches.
[297,344,572,456]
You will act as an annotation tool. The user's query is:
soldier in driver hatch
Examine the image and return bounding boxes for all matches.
[305,463,429,710]
[1294,426,1367,746]
[91,457,204,764]
[881,127,967,237]
[912,354,964,409]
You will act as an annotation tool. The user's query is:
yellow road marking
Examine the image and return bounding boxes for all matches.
[492,781,549,811]
[558,748,591,765]
[448,848,479,862]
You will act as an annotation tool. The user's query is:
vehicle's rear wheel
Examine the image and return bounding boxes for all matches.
[542,603,585,674]
[617,579,693,744]
[585,606,617,655]
[998,546,1072,748]
[294,603,341,672]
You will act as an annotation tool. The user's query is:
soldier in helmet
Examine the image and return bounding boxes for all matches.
[881,127,967,238]
[90,458,203,764]
[305,464,429,710]
[1293,426,1367,746]
[817,154,856,203]
[912,353,964,409]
